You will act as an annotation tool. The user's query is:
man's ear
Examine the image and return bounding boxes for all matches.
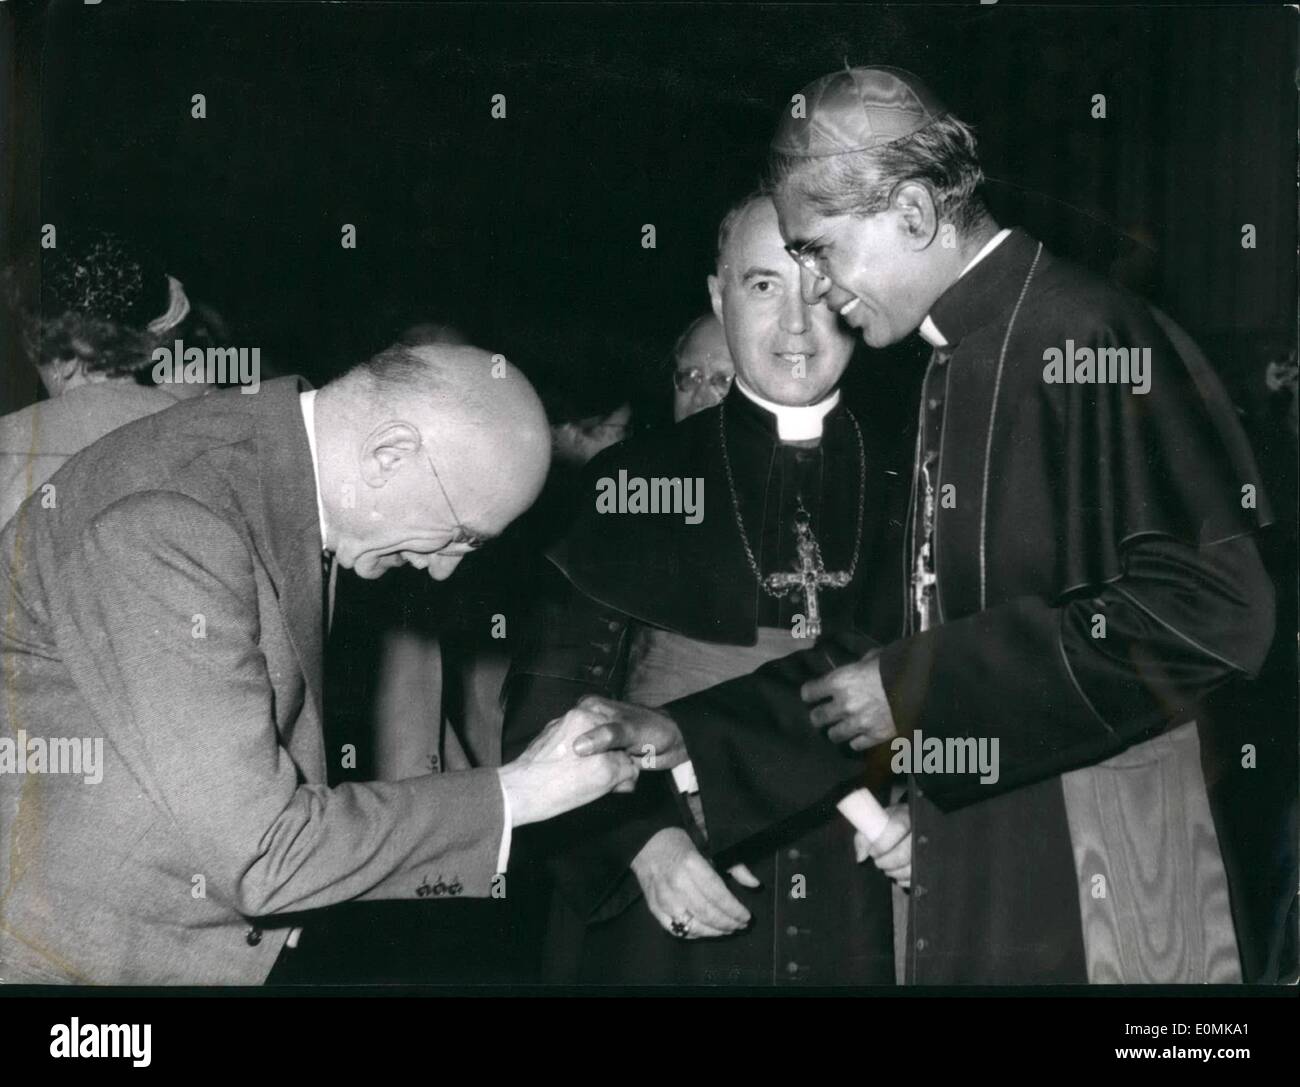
[707,274,725,325]
[359,420,422,487]
[893,181,940,248]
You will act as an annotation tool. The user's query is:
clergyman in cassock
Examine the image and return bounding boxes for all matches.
[572,67,1275,984]
[502,192,909,985]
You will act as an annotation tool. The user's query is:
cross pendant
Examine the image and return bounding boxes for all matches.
[764,519,850,639]
[912,541,938,633]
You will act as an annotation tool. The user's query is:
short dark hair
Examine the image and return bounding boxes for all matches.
[768,113,988,233]
[346,343,448,402]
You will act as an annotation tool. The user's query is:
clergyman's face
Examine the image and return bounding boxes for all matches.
[708,198,853,406]
[774,187,932,349]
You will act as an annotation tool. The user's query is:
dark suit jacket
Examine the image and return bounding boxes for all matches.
[0,377,505,984]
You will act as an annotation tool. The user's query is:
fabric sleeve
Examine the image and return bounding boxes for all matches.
[501,584,682,922]
[660,629,892,860]
[878,532,1274,808]
[61,492,506,916]
[666,533,1272,850]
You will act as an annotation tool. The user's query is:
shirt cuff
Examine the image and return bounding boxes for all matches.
[496,774,512,874]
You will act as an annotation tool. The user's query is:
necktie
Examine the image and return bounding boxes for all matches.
[321,550,337,633]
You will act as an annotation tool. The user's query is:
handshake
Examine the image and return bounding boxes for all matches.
[496,697,686,828]
[495,692,911,943]
[496,643,899,830]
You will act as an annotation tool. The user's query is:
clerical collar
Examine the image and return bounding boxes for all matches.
[298,390,330,552]
[734,378,841,441]
[919,227,1013,348]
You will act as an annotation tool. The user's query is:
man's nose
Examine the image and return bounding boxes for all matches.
[800,265,832,306]
[781,288,809,335]
[427,553,464,581]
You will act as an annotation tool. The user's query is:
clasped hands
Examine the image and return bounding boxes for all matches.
[552,650,906,939]
[567,648,896,760]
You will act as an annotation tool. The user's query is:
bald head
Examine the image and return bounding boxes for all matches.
[673,314,734,421]
[315,343,551,580]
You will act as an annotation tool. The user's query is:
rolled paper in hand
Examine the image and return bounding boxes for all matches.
[836,787,890,851]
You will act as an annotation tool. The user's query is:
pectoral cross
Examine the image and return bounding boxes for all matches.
[913,540,938,633]
[912,453,940,633]
[764,517,850,639]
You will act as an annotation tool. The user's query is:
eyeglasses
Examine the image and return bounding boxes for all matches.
[784,241,830,279]
[674,368,734,395]
[423,447,486,552]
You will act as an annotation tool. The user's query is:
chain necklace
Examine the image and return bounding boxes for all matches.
[718,398,867,636]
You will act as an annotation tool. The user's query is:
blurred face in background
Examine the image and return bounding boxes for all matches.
[552,402,633,466]
[708,197,853,405]
[672,315,734,421]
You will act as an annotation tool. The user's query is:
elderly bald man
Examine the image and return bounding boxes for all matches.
[0,344,636,985]
[671,313,735,421]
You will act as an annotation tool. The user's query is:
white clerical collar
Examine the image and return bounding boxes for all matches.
[919,227,1013,348]
[298,390,330,552]
[735,378,840,441]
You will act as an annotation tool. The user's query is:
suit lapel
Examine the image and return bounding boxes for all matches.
[252,378,328,768]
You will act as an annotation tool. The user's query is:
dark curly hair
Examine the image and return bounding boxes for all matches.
[10,231,178,378]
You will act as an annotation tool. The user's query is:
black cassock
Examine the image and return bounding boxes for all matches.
[502,388,907,985]
[660,229,1275,983]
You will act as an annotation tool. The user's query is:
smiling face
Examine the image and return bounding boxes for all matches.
[707,197,853,406]
[774,184,943,349]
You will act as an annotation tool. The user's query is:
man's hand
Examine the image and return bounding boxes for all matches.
[800,649,897,751]
[630,827,753,939]
[853,802,911,888]
[498,706,639,827]
[568,696,688,769]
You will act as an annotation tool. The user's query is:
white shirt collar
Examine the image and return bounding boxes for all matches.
[298,390,330,552]
[735,379,840,441]
[918,228,1013,348]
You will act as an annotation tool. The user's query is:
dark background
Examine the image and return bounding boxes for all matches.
[1,0,1296,982]
[1,1,1295,424]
